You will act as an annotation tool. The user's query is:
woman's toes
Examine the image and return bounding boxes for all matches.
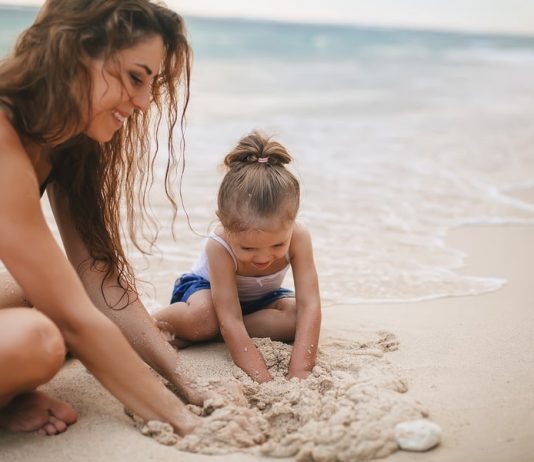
[48,415,67,433]
[48,396,77,425]
[43,422,58,435]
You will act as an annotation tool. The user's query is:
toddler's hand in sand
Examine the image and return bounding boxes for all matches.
[287,368,312,380]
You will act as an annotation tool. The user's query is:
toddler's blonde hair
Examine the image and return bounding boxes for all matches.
[217,131,300,232]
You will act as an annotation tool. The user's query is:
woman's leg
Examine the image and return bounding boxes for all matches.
[154,290,220,343]
[0,308,77,435]
[0,272,32,308]
[243,298,297,342]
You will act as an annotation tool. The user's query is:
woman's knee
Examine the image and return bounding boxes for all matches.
[32,312,66,376]
[1,309,65,387]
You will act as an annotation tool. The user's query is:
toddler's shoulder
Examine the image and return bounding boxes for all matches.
[292,221,312,239]
[290,221,313,253]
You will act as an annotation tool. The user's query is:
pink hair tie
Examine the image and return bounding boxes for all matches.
[258,157,269,163]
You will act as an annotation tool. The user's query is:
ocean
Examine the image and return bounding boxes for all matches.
[2,5,534,306]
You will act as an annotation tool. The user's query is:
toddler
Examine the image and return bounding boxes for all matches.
[155,131,321,382]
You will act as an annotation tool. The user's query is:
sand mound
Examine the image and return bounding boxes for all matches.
[139,332,429,461]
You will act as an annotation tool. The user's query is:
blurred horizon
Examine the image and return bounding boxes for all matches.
[0,0,533,38]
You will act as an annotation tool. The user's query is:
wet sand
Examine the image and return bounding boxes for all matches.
[325,224,534,462]
[1,222,533,461]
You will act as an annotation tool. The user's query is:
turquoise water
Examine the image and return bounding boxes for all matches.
[2,6,534,61]
[3,5,534,304]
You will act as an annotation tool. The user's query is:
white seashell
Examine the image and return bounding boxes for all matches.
[395,419,442,451]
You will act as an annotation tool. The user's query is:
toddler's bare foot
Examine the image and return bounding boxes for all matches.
[0,391,77,435]
[155,320,192,349]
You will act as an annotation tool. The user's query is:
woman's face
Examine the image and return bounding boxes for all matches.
[86,35,165,142]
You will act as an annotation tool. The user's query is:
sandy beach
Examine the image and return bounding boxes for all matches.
[2,7,534,461]
[1,217,533,461]
[332,223,534,462]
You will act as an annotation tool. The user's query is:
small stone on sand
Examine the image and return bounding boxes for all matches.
[395,419,442,451]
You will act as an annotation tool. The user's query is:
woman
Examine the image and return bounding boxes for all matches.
[0,0,233,436]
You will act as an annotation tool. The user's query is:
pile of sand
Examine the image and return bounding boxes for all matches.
[137,331,429,461]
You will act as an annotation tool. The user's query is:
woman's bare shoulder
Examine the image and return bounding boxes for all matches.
[0,100,14,122]
[0,110,27,159]
[0,108,17,138]
[0,112,39,201]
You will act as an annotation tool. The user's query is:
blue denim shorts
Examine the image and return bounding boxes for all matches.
[170,273,294,315]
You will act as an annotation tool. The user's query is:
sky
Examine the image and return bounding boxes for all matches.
[2,0,534,37]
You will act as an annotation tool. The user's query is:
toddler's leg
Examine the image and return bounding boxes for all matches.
[243,298,297,342]
[153,290,220,343]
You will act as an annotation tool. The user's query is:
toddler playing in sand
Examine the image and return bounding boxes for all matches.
[154,131,321,381]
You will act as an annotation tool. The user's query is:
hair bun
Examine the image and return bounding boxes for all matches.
[223,130,292,168]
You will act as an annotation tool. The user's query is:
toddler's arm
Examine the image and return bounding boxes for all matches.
[287,224,322,379]
[207,240,273,382]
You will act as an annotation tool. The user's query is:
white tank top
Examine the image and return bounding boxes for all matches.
[191,232,291,302]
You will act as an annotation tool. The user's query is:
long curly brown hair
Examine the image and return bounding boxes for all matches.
[0,0,191,307]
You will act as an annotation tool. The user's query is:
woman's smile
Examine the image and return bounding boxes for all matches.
[111,109,129,127]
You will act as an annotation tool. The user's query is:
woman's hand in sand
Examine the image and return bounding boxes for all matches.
[187,380,248,409]
[170,362,247,408]
[206,381,248,408]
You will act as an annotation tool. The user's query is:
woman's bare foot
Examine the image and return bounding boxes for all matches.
[0,390,77,435]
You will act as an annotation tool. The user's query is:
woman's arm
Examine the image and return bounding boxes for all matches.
[47,180,209,405]
[207,240,272,382]
[0,117,198,434]
[286,223,322,379]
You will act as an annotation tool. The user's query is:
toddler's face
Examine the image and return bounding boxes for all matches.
[228,223,294,271]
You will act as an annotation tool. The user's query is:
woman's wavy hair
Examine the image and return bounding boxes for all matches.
[217,131,300,233]
[0,0,191,308]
